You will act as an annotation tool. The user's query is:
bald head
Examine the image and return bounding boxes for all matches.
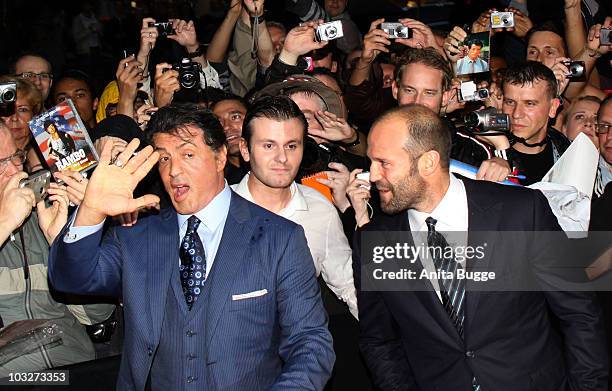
[372,104,451,169]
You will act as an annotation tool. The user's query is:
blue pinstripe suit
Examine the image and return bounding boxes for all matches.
[48,192,335,390]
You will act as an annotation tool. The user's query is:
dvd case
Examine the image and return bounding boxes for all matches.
[28,99,99,173]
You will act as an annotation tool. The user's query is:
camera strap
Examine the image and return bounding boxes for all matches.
[509,135,548,148]
[250,5,261,60]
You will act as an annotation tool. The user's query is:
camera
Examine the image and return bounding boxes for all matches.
[563,61,585,80]
[600,28,611,46]
[464,107,510,134]
[0,82,16,105]
[490,12,515,29]
[458,81,489,102]
[380,22,411,39]
[148,21,175,37]
[173,58,201,90]
[315,21,344,42]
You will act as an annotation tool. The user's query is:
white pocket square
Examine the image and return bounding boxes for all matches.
[232,289,268,301]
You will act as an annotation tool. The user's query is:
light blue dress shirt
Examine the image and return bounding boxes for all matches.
[64,183,232,278]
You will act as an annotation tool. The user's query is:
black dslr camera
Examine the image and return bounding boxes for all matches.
[148,21,176,37]
[172,58,201,90]
[463,107,510,134]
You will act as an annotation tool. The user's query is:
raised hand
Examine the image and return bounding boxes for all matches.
[443,26,468,64]
[74,139,160,227]
[168,19,200,52]
[587,18,612,56]
[346,169,371,227]
[0,172,35,234]
[53,170,89,206]
[243,0,265,17]
[36,183,70,244]
[154,63,180,108]
[397,18,444,54]
[509,8,533,38]
[316,162,351,211]
[359,18,390,65]
[549,57,571,95]
[279,20,328,65]
[139,17,159,57]
[312,111,356,143]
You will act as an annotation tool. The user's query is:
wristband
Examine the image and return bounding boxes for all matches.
[187,45,203,59]
[340,131,360,148]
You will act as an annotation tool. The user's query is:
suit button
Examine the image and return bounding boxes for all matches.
[186,330,196,337]
[186,376,197,383]
[187,353,197,360]
[147,348,153,356]
[465,350,475,358]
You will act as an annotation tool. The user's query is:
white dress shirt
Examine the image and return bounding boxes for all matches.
[232,173,358,319]
[64,183,232,280]
[408,174,469,301]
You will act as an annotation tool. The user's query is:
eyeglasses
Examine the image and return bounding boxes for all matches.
[0,150,26,175]
[15,72,53,81]
[596,123,612,136]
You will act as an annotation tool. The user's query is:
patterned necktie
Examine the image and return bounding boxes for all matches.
[426,217,480,391]
[425,217,465,337]
[180,216,207,310]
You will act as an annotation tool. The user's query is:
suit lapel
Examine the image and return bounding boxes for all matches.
[147,207,180,342]
[205,193,257,346]
[462,178,503,335]
[388,212,465,344]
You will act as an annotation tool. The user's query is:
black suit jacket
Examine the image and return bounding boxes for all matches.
[354,175,608,391]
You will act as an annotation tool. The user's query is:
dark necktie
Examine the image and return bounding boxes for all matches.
[180,215,207,310]
[425,217,465,337]
[426,217,480,391]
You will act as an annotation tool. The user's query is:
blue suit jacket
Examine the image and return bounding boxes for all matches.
[49,192,335,390]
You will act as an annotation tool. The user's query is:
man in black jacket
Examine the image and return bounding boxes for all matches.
[354,104,608,390]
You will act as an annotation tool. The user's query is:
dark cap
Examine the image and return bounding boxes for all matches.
[251,75,344,118]
[91,114,148,148]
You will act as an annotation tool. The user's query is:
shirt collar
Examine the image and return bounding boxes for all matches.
[177,181,231,232]
[234,172,308,216]
[408,174,467,232]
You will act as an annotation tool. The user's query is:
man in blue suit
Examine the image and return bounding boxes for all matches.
[48,103,335,390]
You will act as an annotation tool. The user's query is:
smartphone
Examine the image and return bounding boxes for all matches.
[19,170,52,204]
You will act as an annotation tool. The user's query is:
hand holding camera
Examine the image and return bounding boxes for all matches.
[347,169,372,228]
[358,19,391,66]
[154,63,180,108]
[140,18,159,55]
[394,18,443,54]
[116,56,144,107]
[279,20,328,66]
[0,172,36,235]
[587,18,612,56]
[36,181,70,244]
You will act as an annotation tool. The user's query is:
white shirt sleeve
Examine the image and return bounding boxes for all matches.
[320,210,359,320]
[200,62,221,89]
[63,208,105,243]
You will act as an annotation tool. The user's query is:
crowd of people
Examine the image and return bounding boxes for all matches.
[1,0,611,389]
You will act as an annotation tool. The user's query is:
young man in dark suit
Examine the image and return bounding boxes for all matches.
[354,104,608,390]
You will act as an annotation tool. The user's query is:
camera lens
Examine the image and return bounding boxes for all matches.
[464,112,482,128]
[1,89,16,103]
[478,89,489,98]
[326,26,337,39]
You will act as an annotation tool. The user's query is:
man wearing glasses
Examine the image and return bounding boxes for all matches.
[10,53,54,103]
[594,95,612,198]
[0,123,115,376]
